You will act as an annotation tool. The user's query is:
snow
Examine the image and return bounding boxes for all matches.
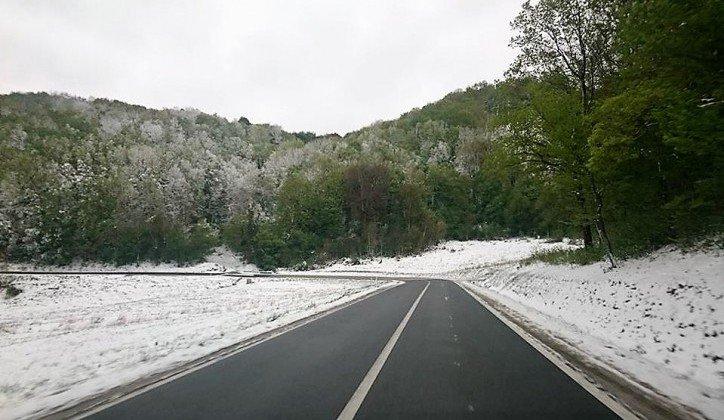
[0,274,394,419]
[315,238,576,275]
[5,246,258,274]
[451,247,724,419]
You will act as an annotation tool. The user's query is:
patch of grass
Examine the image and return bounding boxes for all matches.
[524,246,605,265]
[674,234,724,252]
[1,276,23,298]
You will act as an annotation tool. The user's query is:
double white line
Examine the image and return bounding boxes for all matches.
[338,281,430,419]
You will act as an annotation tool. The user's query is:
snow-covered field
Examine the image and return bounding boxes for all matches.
[316,238,576,275]
[0,274,393,419]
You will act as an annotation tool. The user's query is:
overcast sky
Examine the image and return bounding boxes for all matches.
[0,0,523,134]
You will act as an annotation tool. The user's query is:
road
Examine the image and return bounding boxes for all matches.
[88,280,621,419]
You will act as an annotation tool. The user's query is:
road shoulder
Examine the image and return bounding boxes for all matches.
[457,281,704,420]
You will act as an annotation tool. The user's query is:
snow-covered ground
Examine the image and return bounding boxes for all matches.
[315,238,576,275]
[0,274,394,419]
[5,246,258,274]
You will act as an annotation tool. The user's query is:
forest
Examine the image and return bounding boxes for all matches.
[0,0,721,269]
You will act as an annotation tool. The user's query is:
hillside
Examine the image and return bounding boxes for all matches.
[0,93,311,265]
[0,88,547,269]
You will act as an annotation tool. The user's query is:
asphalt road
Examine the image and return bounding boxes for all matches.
[89,280,620,419]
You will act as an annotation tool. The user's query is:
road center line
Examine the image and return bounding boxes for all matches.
[338,281,430,420]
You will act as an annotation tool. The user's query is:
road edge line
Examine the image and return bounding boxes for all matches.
[337,281,430,420]
[45,280,403,420]
[454,280,638,420]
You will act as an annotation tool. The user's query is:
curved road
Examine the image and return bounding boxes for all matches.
[88,280,620,419]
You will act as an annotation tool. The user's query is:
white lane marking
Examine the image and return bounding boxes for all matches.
[455,281,637,420]
[338,281,430,420]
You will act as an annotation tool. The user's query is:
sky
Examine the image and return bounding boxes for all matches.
[0,0,523,135]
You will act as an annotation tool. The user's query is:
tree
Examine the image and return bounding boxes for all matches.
[508,0,621,265]
[427,165,474,239]
[343,163,392,254]
[386,171,444,253]
[501,81,595,241]
[293,131,317,143]
[509,0,621,113]
[589,0,724,245]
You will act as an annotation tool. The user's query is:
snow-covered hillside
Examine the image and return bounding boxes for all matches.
[0,274,393,418]
[316,238,576,275]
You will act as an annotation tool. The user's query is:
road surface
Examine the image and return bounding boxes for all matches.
[88,280,620,419]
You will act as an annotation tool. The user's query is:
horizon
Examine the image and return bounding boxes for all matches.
[0,0,522,135]
[0,82,483,136]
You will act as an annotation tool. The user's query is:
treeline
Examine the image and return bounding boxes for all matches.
[499,0,723,263]
[1,0,721,269]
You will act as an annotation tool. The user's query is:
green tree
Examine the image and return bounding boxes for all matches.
[343,162,392,254]
[427,165,474,239]
[590,0,724,245]
[385,171,444,254]
[508,0,622,265]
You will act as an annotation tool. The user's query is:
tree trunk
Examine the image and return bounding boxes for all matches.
[576,189,594,248]
[587,172,615,268]
[582,223,593,248]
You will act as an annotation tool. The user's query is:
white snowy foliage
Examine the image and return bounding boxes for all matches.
[427,141,451,165]
[221,157,263,215]
[454,127,496,175]
[139,120,165,143]
[163,165,197,222]
[8,126,28,149]
[98,111,133,138]
[262,145,309,188]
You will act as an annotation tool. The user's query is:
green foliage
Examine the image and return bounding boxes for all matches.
[268,172,345,267]
[221,212,258,256]
[396,83,499,129]
[589,0,724,248]
[499,0,722,263]
[427,165,473,239]
[384,171,445,254]
[107,221,218,266]
[246,222,287,271]
[293,131,317,142]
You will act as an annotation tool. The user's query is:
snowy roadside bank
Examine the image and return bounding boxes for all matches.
[3,246,259,274]
[449,246,724,419]
[314,238,576,276]
[0,274,395,419]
